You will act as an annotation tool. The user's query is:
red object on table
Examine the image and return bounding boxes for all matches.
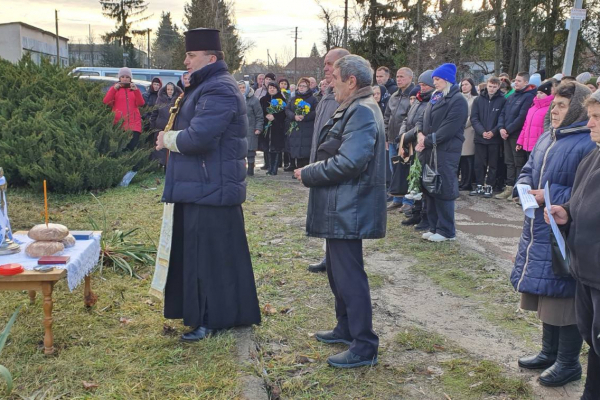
[0,263,25,276]
[38,256,70,265]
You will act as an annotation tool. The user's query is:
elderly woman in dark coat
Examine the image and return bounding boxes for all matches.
[238,80,264,176]
[511,82,596,388]
[416,63,468,242]
[150,82,183,166]
[260,82,287,175]
[547,88,600,399]
[286,77,318,169]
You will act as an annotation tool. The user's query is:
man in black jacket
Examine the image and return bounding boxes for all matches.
[470,76,506,198]
[496,71,536,199]
[295,54,385,369]
[375,66,398,96]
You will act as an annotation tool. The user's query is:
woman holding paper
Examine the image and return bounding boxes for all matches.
[546,88,600,399]
[511,81,596,387]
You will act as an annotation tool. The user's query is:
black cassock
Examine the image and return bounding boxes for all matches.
[163,203,261,329]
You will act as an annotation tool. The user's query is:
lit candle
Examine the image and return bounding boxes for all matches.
[43,180,48,227]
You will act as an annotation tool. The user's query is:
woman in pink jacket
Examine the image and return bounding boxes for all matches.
[103,67,145,151]
[516,81,554,160]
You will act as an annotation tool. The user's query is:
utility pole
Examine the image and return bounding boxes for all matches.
[147,28,151,68]
[89,24,94,67]
[267,49,270,69]
[55,10,60,66]
[562,0,585,76]
[294,27,298,83]
[343,0,348,49]
[416,0,422,73]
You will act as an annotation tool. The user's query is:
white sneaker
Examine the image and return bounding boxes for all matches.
[421,232,434,240]
[427,233,456,242]
[412,192,422,201]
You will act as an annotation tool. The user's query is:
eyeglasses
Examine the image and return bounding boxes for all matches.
[298,84,309,89]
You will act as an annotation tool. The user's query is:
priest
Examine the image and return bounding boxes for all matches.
[156,28,261,341]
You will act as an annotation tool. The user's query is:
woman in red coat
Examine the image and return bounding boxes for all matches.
[103,67,145,150]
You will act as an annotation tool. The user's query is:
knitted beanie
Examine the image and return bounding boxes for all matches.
[417,70,434,87]
[118,67,133,79]
[537,81,553,96]
[576,72,592,84]
[409,86,420,97]
[529,73,542,88]
[586,77,598,87]
[431,63,457,84]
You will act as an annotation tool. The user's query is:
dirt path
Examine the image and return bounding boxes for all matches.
[366,251,583,399]
[366,191,584,399]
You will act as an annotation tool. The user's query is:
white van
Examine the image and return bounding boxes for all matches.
[71,67,186,85]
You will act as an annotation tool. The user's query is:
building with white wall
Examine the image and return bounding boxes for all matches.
[0,22,69,65]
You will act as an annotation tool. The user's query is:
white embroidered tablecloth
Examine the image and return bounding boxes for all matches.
[4,233,101,291]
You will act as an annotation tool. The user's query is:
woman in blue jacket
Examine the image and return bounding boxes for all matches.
[511,82,596,387]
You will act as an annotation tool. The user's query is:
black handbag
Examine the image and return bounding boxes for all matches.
[550,230,571,277]
[389,134,412,196]
[421,133,443,195]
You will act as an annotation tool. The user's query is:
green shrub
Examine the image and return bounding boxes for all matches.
[0,56,149,193]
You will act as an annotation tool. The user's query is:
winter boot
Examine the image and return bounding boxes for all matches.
[469,185,484,196]
[260,152,270,170]
[283,158,297,172]
[518,323,559,369]
[539,324,583,387]
[402,213,422,226]
[414,217,430,231]
[269,152,280,176]
[494,185,513,200]
[247,162,255,176]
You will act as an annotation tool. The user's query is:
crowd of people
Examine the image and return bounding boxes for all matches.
[101,35,599,397]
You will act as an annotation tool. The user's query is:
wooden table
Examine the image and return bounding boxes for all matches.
[0,231,99,355]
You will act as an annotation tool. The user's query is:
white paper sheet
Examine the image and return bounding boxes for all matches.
[516,184,539,219]
[544,182,566,260]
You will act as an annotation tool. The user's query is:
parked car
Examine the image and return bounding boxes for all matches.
[71,67,185,85]
[77,75,151,94]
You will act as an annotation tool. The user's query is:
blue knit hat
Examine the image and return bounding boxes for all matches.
[529,73,542,88]
[432,63,457,84]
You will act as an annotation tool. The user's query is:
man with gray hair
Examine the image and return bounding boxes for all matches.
[384,67,415,211]
[294,54,386,368]
[307,47,350,273]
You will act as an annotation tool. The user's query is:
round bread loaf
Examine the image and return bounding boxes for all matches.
[62,234,76,248]
[26,241,65,258]
[28,223,69,241]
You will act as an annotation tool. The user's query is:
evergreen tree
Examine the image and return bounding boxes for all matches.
[310,43,320,58]
[183,0,244,71]
[100,39,125,67]
[152,12,184,70]
[0,56,149,193]
[100,0,149,46]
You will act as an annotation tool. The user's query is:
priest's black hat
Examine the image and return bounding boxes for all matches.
[185,28,222,52]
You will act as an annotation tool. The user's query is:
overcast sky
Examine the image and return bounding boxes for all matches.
[2,0,344,65]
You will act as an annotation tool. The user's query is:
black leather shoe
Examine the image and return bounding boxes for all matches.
[315,330,352,345]
[180,326,218,342]
[308,260,326,273]
[283,165,296,172]
[327,350,378,368]
[519,323,558,369]
[402,214,421,226]
[539,324,583,387]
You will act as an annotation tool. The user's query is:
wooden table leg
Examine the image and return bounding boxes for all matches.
[41,282,55,355]
[84,275,98,308]
[28,290,36,304]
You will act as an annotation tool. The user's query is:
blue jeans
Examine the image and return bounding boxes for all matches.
[388,142,414,206]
